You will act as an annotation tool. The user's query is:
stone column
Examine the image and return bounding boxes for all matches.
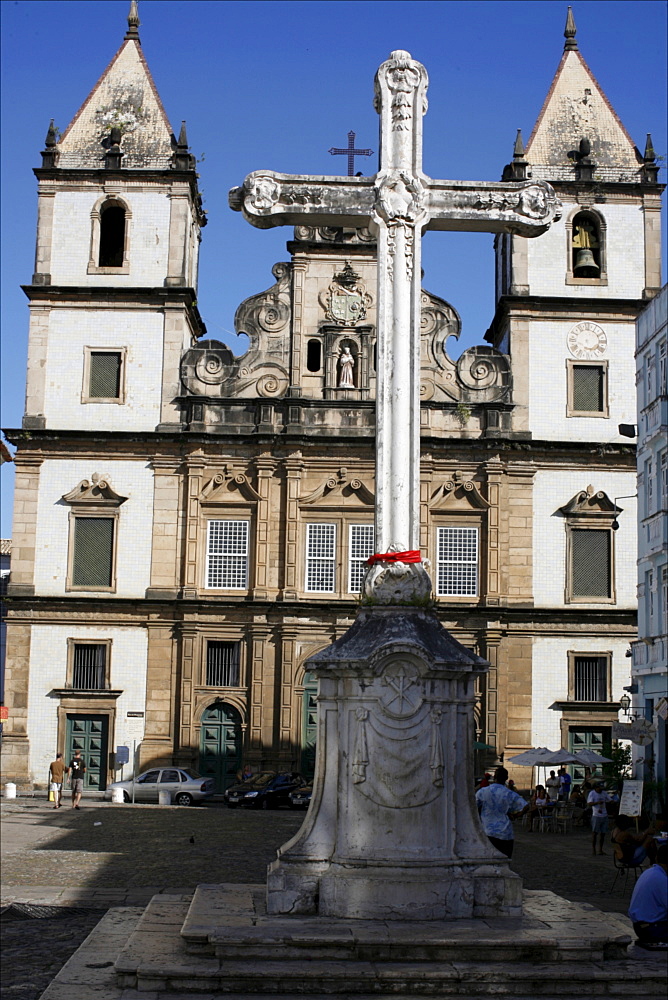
[7,456,43,596]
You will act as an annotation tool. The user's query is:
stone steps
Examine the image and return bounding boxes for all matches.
[110,887,668,997]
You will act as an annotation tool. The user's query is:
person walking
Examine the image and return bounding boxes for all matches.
[49,752,65,809]
[587,780,610,855]
[68,748,86,810]
[475,766,528,858]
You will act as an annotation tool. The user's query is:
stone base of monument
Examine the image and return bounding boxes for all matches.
[103,885,668,998]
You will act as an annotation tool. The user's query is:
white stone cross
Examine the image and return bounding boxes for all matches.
[230,50,560,565]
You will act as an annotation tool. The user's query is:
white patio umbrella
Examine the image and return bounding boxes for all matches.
[507,747,556,766]
[572,748,613,765]
[542,749,582,765]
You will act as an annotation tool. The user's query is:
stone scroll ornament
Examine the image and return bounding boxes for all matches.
[230,49,560,604]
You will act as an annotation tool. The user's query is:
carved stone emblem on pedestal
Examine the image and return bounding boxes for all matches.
[321,261,371,326]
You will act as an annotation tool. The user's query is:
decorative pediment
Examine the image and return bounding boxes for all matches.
[61,474,127,507]
[199,469,262,504]
[558,485,620,518]
[429,472,489,511]
[300,468,375,507]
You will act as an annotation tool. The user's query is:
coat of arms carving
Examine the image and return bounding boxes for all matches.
[321,261,371,326]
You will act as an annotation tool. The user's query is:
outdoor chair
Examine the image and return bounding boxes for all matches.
[555,803,574,834]
[538,808,557,833]
[610,853,644,894]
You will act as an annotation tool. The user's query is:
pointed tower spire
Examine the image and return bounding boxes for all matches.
[125,0,140,41]
[502,129,528,180]
[41,118,59,168]
[642,133,660,183]
[564,7,578,50]
[177,121,189,149]
[172,120,196,171]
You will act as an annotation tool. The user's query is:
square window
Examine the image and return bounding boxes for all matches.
[572,655,608,701]
[72,644,107,690]
[206,641,240,686]
[206,520,249,589]
[82,347,126,403]
[436,526,478,597]
[305,523,336,593]
[567,361,608,417]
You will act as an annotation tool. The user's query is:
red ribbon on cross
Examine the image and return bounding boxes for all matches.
[366,550,421,566]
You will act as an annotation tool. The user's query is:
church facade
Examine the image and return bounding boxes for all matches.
[2,8,662,792]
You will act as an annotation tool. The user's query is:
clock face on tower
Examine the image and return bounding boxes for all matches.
[567,322,607,360]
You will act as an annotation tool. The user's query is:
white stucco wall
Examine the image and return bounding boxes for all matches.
[531,635,629,750]
[533,469,637,609]
[528,318,636,442]
[34,459,154,598]
[527,202,646,300]
[41,308,163,431]
[27,624,148,785]
[49,190,171,287]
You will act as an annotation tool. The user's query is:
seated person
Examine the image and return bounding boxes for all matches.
[612,814,658,866]
[628,843,668,950]
[527,784,550,832]
[568,784,587,825]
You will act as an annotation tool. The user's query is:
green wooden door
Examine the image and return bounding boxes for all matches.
[66,714,109,790]
[199,703,242,792]
[300,672,318,779]
[568,726,611,783]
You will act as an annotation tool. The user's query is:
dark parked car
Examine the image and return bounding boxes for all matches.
[289,784,312,809]
[225,771,305,809]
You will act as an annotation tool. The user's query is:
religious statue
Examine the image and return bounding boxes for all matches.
[338,346,355,387]
[572,219,599,249]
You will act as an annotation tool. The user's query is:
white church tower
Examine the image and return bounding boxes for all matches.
[487,8,663,769]
[3,3,205,784]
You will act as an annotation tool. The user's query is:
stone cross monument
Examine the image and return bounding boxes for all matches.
[230,51,560,920]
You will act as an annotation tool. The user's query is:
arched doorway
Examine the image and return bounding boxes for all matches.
[199,703,243,792]
[301,672,318,779]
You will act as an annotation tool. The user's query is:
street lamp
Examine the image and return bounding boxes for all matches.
[619,693,631,717]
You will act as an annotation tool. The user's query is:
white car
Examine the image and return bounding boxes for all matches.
[104,767,215,806]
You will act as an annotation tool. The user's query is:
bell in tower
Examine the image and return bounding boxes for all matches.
[572,214,601,277]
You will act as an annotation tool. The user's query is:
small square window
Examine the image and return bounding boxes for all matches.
[436,526,478,597]
[567,361,608,417]
[82,347,126,403]
[72,644,107,690]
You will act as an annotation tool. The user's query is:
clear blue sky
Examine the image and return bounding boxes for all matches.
[1,0,666,536]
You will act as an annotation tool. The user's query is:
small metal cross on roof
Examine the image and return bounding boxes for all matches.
[328,130,374,176]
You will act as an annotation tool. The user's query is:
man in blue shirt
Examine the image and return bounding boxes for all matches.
[475,766,528,858]
[628,843,668,950]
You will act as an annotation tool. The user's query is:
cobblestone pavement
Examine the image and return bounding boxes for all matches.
[0,799,647,999]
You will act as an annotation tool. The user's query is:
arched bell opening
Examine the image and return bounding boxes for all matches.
[571,211,601,277]
[99,204,126,268]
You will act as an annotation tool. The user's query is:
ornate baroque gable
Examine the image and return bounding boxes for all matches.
[61,473,127,507]
[180,262,292,399]
[300,468,375,507]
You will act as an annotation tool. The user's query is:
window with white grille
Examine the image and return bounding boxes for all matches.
[436,526,478,597]
[206,520,249,589]
[349,524,374,593]
[206,641,240,686]
[305,523,336,592]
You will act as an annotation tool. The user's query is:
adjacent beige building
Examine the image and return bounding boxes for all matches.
[2,10,662,792]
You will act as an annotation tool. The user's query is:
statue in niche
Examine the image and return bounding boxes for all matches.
[338,346,355,387]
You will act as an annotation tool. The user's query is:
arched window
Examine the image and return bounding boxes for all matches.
[306,339,322,372]
[88,197,131,275]
[570,211,602,279]
[99,204,126,267]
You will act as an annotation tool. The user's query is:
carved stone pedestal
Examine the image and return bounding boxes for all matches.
[267,606,522,920]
